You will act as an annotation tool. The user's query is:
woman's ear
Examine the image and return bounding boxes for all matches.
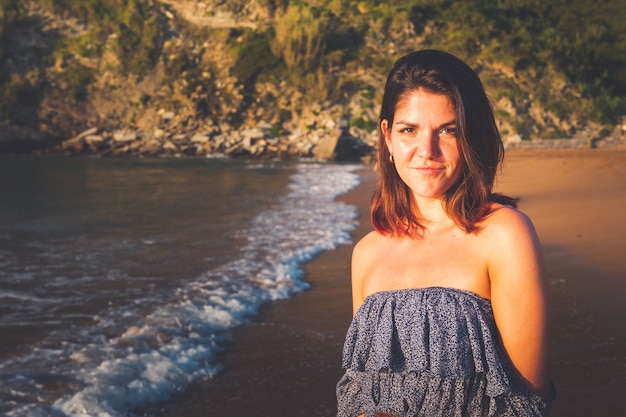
[381,119,392,153]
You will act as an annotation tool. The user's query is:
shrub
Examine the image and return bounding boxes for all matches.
[231,31,280,85]
[0,71,27,117]
[60,63,95,101]
[350,115,376,132]
[271,4,329,78]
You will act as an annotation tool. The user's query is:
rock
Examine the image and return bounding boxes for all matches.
[128,140,142,151]
[86,138,106,153]
[325,119,338,130]
[334,135,373,161]
[212,134,227,151]
[194,144,206,156]
[242,135,252,150]
[257,121,273,130]
[225,143,244,156]
[191,133,209,143]
[505,134,522,144]
[76,127,99,140]
[113,145,130,156]
[201,142,213,153]
[290,129,303,140]
[314,132,374,161]
[161,111,175,121]
[113,131,137,142]
[163,140,178,151]
[0,124,57,153]
[85,134,103,143]
[241,127,265,140]
[297,142,313,155]
[61,136,85,153]
[313,134,339,160]
[139,139,162,155]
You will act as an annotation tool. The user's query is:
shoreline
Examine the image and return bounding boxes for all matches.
[3,122,626,160]
[143,148,625,417]
[142,168,376,417]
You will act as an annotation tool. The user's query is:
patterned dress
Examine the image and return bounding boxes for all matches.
[337,287,555,417]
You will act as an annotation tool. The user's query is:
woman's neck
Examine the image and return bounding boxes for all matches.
[414,196,456,234]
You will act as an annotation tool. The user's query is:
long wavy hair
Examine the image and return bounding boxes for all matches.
[371,49,518,237]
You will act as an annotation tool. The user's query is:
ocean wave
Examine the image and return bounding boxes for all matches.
[0,163,360,417]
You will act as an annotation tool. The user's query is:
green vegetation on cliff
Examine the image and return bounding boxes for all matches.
[1,0,625,146]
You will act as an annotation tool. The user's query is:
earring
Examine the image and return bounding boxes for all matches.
[389,154,394,163]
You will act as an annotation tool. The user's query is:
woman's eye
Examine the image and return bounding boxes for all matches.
[439,127,457,136]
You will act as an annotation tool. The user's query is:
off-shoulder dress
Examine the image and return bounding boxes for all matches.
[336,287,555,417]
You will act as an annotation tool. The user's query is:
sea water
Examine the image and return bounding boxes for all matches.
[0,155,360,417]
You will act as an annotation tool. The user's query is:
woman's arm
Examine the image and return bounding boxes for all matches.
[487,207,552,396]
[350,232,378,316]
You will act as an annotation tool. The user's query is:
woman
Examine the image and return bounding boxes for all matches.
[336,50,555,417]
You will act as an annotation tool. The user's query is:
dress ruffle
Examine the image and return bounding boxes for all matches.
[337,287,555,417]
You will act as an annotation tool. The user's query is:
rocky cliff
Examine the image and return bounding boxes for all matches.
[1,0,624,159]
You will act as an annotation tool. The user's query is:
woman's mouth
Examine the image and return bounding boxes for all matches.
[414,166,443,176]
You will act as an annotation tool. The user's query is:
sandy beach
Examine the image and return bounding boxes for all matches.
[146,148,626,417]
[497,149,626,416]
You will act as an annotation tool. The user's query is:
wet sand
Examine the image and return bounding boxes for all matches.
[146,148,626,417]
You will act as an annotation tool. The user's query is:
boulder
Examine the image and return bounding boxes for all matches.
[61,136,85,153]
[314,133,374,161]
[241,127,265,140]
[84,135,104,144]
[313,134,338,160]
[335,135,375,161]
[163,140,178,151]
[161,111,175,121]
[0,124,57,153]
[113,131,137,142]
[191,133,210,143]
[139,139,162,155]
[76,127,99,140]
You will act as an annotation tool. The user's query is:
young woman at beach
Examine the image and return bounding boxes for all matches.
[336,50,555,416]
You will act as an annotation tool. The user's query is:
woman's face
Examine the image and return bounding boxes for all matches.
[382,89,464,202]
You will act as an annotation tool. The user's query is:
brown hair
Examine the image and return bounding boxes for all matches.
[372,50,518,236]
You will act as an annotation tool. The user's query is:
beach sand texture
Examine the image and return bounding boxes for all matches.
[149,148,626,417]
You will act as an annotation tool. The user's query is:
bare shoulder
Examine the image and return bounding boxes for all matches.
[353,230,388,255]
[479,204,540,254]
[352,231,388,273]
[481,202,541,278]
[351,231,389,314]
[484,203,536,235]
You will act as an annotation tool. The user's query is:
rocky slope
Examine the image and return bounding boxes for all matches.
[0,0,623,159]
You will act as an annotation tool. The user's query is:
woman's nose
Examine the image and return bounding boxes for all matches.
[417,131,439,159]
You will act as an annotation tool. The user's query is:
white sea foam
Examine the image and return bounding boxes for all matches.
[1,163,360,417]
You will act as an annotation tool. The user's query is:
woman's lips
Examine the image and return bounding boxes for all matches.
[414,166,444,175]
